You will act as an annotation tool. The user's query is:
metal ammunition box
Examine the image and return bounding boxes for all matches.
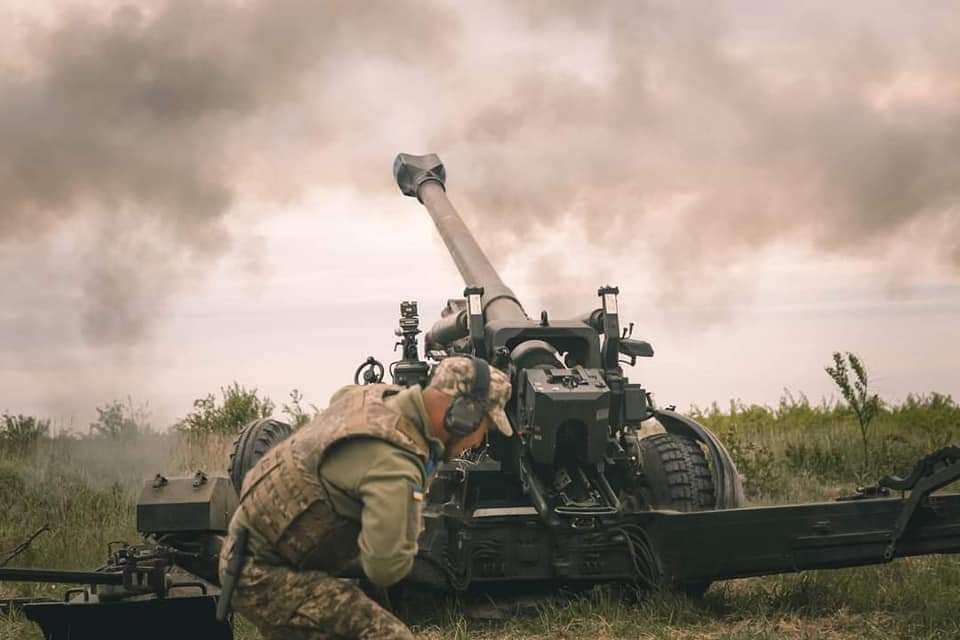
[136,472,238,534]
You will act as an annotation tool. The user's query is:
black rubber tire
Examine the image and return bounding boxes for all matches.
[228,418,294,494]
[635,432,715,597]
[637,432,715,512]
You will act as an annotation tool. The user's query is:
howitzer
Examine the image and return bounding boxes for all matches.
[388,153,751,587]
[392,153,744,520]
[5,154,960,640]
[383,153,960,593]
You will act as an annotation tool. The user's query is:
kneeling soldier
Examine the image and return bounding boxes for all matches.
[219,356,512,639]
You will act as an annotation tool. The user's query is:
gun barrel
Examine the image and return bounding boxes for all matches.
[394,153,527,322]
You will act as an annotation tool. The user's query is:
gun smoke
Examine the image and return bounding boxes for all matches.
[445,2,960,309]
[1,1,958,418]
[0,0,454,347]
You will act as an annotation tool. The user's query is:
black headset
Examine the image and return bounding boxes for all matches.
[443,356,491,438]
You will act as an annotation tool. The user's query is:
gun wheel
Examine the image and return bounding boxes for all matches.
[625,432,716,597]
[228,418,294,494]
[635,432,716,512]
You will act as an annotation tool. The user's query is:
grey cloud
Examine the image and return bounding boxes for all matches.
[0,0,454,346]
[2,1,959,420]
[436,1,960,306]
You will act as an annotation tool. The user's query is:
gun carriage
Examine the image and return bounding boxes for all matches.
[383,154,960,592]
[4,153,960,639]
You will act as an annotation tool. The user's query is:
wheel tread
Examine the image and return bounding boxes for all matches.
[637,432,715,512]
[228,418,294,494]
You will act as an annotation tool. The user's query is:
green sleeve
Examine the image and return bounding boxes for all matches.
[320,439,426,587]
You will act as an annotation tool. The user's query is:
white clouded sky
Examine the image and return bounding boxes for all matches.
[5,186,956,429]
[0,1,957,429]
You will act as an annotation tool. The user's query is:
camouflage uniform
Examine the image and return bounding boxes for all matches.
[220,358,512,640]
[228,559,411,639]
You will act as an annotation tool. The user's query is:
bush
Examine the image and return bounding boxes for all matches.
[177,382,275,435]
[892,392,960,450]
[717,425,780,497]
[691,401,780,497]
[88,398,151,439]
[873,433,926,478]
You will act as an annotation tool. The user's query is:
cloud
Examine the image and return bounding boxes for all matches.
[2,1,958,421]
[0,0,454,345]
[434,1,960,308]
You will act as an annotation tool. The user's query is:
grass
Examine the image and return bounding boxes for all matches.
[2,392,960,639]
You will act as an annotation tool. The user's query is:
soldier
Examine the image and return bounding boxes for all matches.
[219,356,512,639]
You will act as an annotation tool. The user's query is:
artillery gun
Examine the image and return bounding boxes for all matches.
[375,154,960,591]
[384,153,744,590]
[4,153,960,640]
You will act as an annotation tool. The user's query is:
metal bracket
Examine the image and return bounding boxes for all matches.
[63,588,89,603]
[192,471,208,488]
[878,446,960,560]
[464,286,485,356]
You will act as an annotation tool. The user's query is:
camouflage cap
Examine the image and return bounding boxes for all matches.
[428,356,513,437]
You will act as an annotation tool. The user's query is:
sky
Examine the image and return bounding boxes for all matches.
[0,1,957,430]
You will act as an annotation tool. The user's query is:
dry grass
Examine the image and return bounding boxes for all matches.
[3,394,960,639]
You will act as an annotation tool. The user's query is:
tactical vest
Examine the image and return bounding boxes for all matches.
[238,384,430,570]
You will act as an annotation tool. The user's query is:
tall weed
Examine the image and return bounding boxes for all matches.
[0,414,49,454]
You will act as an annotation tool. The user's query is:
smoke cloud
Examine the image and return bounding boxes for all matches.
[2,1,958,358]
[0,0,454,345]
[438,2,960,310]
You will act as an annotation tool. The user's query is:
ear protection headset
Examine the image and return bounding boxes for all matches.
[443,356,491,438]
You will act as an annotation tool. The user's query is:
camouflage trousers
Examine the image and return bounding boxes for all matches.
[233,559,415,640]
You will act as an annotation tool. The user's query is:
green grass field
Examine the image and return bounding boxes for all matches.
[2,392,960,639]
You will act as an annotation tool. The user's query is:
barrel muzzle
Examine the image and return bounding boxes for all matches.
[394,153,446,201]
[393,151,529,323]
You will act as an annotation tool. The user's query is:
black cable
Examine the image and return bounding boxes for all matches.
[613,526,661,590]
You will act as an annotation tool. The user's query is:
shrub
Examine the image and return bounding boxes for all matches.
[177,382,275,435]
[716,425,779,497]
[282,389,318,428]
[873,433,926,478]
[892,392,960,450]
[692,400,780,497]
[88,398,152,439]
